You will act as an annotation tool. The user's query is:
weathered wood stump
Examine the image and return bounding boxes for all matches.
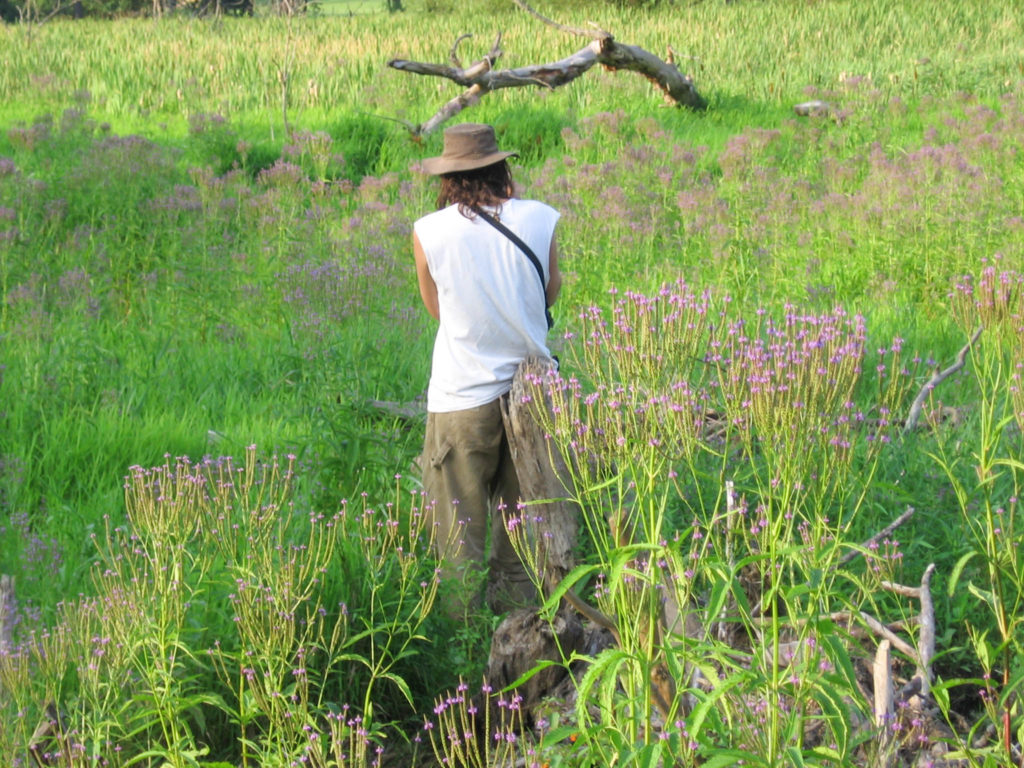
[485,606,584,715]
[500,357,579,597]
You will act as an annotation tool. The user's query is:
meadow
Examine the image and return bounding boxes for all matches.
[0,0,1023,765]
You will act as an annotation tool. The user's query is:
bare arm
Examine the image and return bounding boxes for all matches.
[546,231,562,307]
[413,231,440,321]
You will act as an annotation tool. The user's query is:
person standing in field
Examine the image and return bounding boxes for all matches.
[413,123,562,616]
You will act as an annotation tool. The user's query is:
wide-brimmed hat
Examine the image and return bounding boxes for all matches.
[421,123,518,175]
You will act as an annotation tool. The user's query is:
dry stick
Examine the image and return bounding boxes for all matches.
[749,611,918,659]
[879,580,923,598]
[0,574,13,657]
[838,506,916,567]
[510,0,608,40]
[879,565,937,698]
[902,326,983,435]
[718,480,736,644]
[449,32,474,67]
[916,564,936,698]
[873,639,894,729]
[855,611,919,660]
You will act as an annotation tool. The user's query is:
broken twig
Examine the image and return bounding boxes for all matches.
[838,506,915,566]
[903,327,983,434]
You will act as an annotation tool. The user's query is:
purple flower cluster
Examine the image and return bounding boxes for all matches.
[529,90,1024,309]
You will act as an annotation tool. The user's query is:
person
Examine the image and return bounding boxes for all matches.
[413,123,562,616]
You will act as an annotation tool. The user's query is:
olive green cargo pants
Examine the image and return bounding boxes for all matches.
[421,396,536,615]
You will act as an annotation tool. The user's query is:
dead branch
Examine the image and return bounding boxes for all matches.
[902,327,983,435]
[916,563,936,698]
[0,574,13,656]
[838,506,915,567]
[449,33,474,67]
[387,3,705,135]
[511,0,607,40]
[874,639,894,728]
[368,398,426,420]
[854,611,919,660]
[747,610,918,659]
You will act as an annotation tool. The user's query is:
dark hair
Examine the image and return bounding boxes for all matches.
[437,160,515,217]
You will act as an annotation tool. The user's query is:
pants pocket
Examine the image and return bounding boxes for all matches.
[429,438,452,469]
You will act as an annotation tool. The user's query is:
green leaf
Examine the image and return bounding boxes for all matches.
[704,571,731,628]
[700,749,759,767]
[785,745,807,767]
[543,562,601,614]
[822,632,861,695]
[539,724,578,748]
[812,684,850,756]
[931,679,950,711]
[379,670,413,706]
[575,648,629,705]
[949,551,977,596]
[808,567,823,592]
[687,670,746,737]
[995,456,1024,473]
[502,659,563,692]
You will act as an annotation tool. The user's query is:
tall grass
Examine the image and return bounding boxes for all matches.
[1,0,1023,764]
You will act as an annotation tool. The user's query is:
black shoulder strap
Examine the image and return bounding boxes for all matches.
[472,206,554,329]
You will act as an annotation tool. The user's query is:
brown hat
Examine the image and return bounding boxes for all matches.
[421,123,518,175]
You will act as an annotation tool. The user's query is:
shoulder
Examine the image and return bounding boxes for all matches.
[505,198,560,224]
[415,204,457,229]
[415,205,467,243]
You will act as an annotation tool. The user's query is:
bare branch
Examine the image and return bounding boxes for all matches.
[593,37,706,108]
[418,83,490,136]
[450,33,473,67]
[838,506,915,566]
[388,8,705,135]
[856,611,918,659]
[511,0,608,40]
[903,327,983,434]
[880,579,922,598]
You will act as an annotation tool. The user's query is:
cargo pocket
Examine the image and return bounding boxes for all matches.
[429,439,453,469]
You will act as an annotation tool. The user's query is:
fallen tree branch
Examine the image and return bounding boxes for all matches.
[838,506,915,566]
[902,327,983,434]
[748,610,918,660]
[368,398,426,420]
[387,1,705,135]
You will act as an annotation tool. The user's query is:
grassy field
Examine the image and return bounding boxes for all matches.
[1,1,1023,766]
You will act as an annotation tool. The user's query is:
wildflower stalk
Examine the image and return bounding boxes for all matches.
[524,282,919,765]
[936,262,1024,764]
[426,679,529,768]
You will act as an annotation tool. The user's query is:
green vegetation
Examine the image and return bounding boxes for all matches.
[0,1,1022,765]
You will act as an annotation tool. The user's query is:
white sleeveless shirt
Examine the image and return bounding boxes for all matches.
[415,198,560,412]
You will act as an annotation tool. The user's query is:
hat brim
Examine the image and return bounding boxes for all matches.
[420,150,518,176]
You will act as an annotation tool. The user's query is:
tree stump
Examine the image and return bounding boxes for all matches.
[485,606,585,715]
[500,357,579,598]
